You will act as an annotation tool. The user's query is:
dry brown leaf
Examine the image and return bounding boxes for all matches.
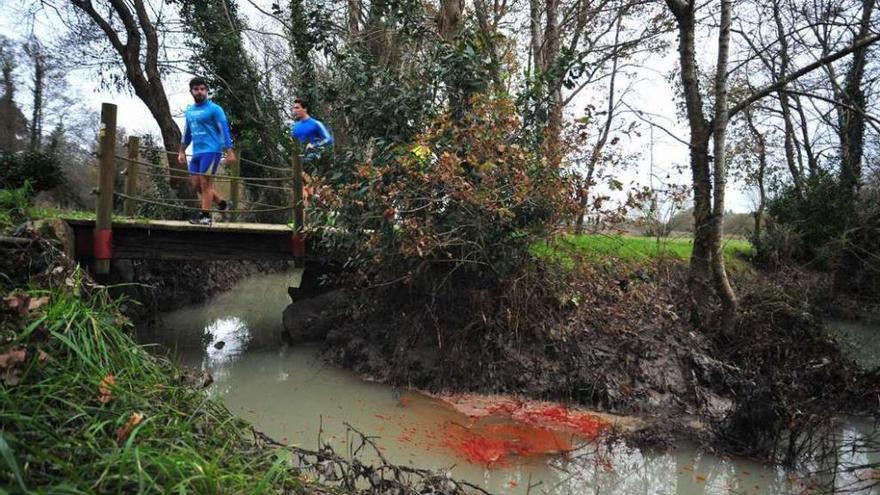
[0,347,27,386]
[0,347,26,369]
[116,412,144,444]
[98,374,116,404]
[3,293,30,317]
[27,296,50,312]
[1,370,22,386]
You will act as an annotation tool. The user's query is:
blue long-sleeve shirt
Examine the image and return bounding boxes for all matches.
[181,100,233,155]
[291,117,333,148]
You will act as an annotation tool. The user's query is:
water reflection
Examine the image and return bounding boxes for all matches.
[139,272,880,494]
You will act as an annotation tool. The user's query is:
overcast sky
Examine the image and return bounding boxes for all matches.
[0,0,755,214]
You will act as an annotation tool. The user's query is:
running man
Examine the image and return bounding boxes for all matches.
[290,98,333,207]
[290,98,334,152]
[177,77,236,226]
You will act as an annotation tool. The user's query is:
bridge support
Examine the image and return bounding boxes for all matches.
[290,141,305,287]
[124,136,139,216]
[94,103,117,275]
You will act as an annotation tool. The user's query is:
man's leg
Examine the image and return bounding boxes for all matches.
[207,153,227,210]
[188,155,206,223]
[200,175,213,211]
[188,154,212,225]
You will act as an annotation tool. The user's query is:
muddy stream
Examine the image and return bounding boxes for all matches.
[138,272,880,494]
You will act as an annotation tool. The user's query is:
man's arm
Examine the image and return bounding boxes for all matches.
[215,105,236,162]
[178,113,191,165]
[314,120,334,147]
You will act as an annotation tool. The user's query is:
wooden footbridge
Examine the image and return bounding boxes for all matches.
[67,103,308,281]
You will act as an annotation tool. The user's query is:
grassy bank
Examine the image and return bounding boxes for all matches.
[0,275,317,493]
[533,233,753,269]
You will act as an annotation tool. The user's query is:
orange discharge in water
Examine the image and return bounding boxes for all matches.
[444,422,575,465]
[396,393,609,466]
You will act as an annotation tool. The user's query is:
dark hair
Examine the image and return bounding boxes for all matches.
[293,98,310,112]
[189,77,208,90]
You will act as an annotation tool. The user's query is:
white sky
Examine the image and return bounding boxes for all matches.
[0,0,754,213]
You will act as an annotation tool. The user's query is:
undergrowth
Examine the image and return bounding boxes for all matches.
[0,268,317,493]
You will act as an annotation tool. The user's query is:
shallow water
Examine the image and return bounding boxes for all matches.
[826,319,880,370]
[138,272,880,494]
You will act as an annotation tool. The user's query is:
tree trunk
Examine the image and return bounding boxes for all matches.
[437,0,464,40]
[542,0,563,166]
[710,0,737,334]
[773,0,804,198]
[792,94,819,175]
[745,109,767,249]
[838,0,875,197]
[529,0,544,77]
[347,0,361,36]
[834,0,876,294]
[666,0,714,326]
[0,62,18,152]
[28,44,44,151]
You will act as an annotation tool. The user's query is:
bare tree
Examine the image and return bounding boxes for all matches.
[23,39,45,151]
[0,37,28,153]
[62,0,185,190]
[663,0,879,329]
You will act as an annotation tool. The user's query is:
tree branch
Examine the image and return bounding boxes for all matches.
[728,34,880,120]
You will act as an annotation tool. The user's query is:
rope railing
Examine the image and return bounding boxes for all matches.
[114,155,294,182]
[140,146,292,173]
[89,104,306,274]
[124,164,294,193]
[115,154,297,215]
[239,155,290,172]
[113,192,297,214]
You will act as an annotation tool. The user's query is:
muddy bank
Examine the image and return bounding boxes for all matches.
[117,258,294,321]
[283,259,880,458]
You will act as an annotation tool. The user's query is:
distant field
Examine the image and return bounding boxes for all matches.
[533,234,754,269]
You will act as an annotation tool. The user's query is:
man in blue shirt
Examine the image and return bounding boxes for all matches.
[290,98,334,152]
[290,98,333,208]
[177,77,236,225]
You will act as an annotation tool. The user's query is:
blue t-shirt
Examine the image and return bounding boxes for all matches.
[291,117,334,148]
[181,100,233,155]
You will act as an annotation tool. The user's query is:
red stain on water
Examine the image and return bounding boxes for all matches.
[443,422,575,465]
[367,392,610,467]
[514,405,606,438]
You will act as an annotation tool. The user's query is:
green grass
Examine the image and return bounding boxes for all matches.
[533,233,754,269]
[0,275,316,493]
[0,184,32,230]
[27,206,96,221]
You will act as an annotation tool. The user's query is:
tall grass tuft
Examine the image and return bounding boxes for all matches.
[0,282,312,493]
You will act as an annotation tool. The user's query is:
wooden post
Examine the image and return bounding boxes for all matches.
[292,143,305,234]
[94,103,117,275]
[123,136,139,216]
[229,153,240,222]
[290,141,305,267]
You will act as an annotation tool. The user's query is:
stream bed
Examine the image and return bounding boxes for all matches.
[137,272,880,494]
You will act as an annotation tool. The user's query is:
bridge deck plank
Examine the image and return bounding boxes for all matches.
[64,218,292,234]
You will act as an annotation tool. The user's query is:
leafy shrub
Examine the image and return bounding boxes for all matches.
[0,151,62,192]
[764,171,850,266]
[324,95,576,295]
